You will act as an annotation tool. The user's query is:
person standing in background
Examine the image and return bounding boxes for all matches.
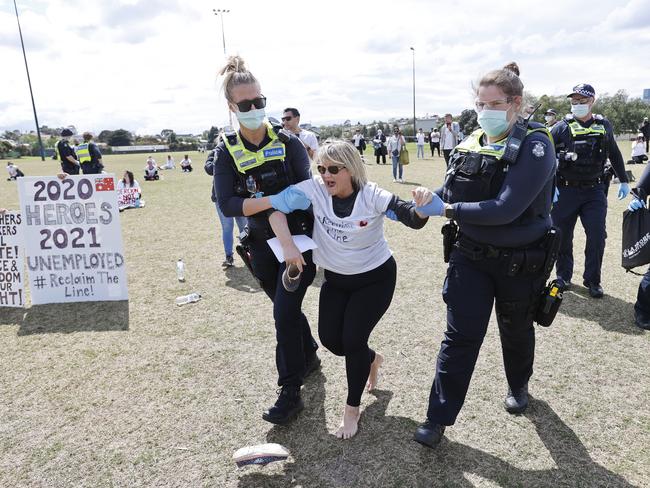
[639,117,650,154]
[545,109,559,130]
[282,108,319,159]
[416,128,425,159]
[387,127,406,182]
[56,128,81,175]
[373,129,387,164]
[352,128,365,159]
[430,128,441,157]
[440,114,460,166]
[76,132,104,174]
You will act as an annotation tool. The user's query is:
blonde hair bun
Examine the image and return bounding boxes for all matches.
[503,62,520,77]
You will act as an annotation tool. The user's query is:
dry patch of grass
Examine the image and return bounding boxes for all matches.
[0,144,648,487]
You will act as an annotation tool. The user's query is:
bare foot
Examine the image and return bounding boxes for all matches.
[367,353,384,392]
[334,405,361,440]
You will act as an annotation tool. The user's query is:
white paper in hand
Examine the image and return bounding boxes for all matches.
[266,235,318,262]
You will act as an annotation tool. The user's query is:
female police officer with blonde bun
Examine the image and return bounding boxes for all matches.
[208,55,319,425]
[411,62,558,448]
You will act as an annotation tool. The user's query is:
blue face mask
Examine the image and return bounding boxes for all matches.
[571,103,590,118]
[477,109,511,138]
[236,108,266,130]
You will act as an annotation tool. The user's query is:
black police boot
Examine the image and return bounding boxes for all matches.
[262,386,304,425]
[504,383,529,414]
[304,353,321,378]
[413,420,446,449]
[583,281,604,298]
[634,312,650,330]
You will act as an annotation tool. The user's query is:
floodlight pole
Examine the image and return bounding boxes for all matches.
[14,0,44,160]
[410,47,416,139]
[213,8,232,128]
[213,9,230,56]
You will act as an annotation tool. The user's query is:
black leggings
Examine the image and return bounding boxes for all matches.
[318,257,397,407]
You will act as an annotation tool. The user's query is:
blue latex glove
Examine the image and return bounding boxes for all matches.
[269,186,311,213]
[385,209,398,221]
[618,182,630,200]
[416,193,445,217]
[628,198,645,212]
[553,187,560,204]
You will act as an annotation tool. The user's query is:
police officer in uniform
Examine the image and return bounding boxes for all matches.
[411,63,557,448]
[76,132,104,174]
[56,128,81,175]
[551,83,630,297]
[544,109,558,130]
[211,55,319,425]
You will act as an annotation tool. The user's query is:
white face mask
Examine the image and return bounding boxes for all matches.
[544,115,554,123]
[571,103,590,118]
[235,107,266,130]
[477,109,511,137]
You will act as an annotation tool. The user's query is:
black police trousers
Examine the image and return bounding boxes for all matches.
[249,236,318,388]
[426,248,546,426]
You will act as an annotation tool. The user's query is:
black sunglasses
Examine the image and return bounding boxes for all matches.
[317,165,346,175]
[234,96,267,112]
[281,116,293,122]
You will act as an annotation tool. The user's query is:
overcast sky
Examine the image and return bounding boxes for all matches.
[2,0,650,135]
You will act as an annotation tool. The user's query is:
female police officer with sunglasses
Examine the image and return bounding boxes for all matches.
[410,62,557,448]
[208,55,320,425]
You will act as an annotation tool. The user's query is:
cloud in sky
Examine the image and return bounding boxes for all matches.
[1,0,650,135]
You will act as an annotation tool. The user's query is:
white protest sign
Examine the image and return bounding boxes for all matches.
[18,175,128,304]
[0,211,25,308]
[117,187,144,210]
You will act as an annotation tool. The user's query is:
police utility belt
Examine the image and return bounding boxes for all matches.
[557,175,603,189]
[454,231,553,277]
[442,222,564,328]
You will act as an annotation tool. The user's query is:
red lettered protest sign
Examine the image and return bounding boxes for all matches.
[18,175,128,304]
[0,211,25,308]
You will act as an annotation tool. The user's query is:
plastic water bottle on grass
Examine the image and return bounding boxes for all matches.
[176,293,201,306]
[176,259,186,282]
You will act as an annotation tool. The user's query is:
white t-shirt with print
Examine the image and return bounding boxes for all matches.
[416,133,425,145]
[294,177,393,275]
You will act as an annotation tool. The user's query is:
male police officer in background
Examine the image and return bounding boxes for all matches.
[56,128,81,175]
[76,132,104,174]
[551,83,630,298]
[544,109,558,130]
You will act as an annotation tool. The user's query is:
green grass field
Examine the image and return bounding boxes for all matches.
[1,142,649,488]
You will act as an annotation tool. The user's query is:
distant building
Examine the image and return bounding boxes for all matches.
[416,116,440,132]
[643,88,650,104]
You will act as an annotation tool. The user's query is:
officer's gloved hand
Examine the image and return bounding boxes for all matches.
[415,193,445,216]
[385,209,398,221]
[618,182,631,200]
[553,187,560,203]
[269,186,311,214]
[628,198,645,212]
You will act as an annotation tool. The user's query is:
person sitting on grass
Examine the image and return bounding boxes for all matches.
[117,170,141,190]
[117,170,144,209]
[628,134,648,165]
[6,161,24,180]
[265,140,432,439]
[180,154,193,172]
[144,159,159,181]
[161,154,176,170]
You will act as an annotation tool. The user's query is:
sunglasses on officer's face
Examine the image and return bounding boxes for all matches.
[317,164,346,175]
[281,116,293,122]
[234,96,267,112]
